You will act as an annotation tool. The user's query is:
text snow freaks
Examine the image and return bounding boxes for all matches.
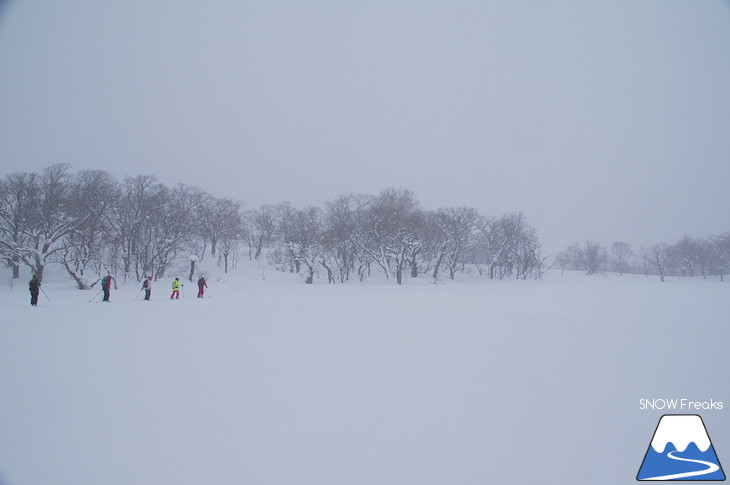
[640,399,724,411]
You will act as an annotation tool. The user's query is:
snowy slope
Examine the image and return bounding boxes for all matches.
[0,268,728,485]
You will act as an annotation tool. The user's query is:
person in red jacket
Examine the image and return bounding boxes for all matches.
[197,276,208,298]
[101,274,113,302]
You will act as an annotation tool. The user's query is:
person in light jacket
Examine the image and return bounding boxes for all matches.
[142,276,152,301]
[171,278,183,299]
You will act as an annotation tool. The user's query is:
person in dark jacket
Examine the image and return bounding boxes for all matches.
[197,276,208,298]
[101,274,113,302]
[29,274,40,306]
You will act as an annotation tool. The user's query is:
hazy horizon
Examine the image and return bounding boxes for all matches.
[2,1,729,254]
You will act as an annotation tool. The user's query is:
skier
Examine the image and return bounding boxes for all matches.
[28,274,40,306]
[142,276,152,300]
[170,277,183,299]
[101,274,113,302]
[197,276,208,298]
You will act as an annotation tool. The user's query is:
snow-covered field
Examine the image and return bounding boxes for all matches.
[1,267,728,485]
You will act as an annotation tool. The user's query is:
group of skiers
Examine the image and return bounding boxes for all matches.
[27,274,209,306]
[169,276,207,299]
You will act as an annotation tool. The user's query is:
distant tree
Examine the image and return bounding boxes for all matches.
[554,251,571,276]
[471,212,542,280]
[279,206,324,284]
[322,194,371,283]
[649,243,675,282]
[583,241,607,275]
[354,188,423,285]
[149,185,196,278]
[0,164,91,282]
[218,211,244,274]
[243,205,276,261]
[0,171,37,279]
[514,225,544,279]
[672,234,701,277]
[56,170,118,289]
[108,176,196,281]
[609,241,634,276]
[430,206,479,282]
[564,243,585,272]
[199,194,241,261]
[709,233,730,282]
[108,175,158,280]
[474,216,504,279]
[174,185,209,260]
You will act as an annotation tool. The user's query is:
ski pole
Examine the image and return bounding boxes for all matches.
[40,287,52,302]
[134,287,143,301]
[89,289,102,303]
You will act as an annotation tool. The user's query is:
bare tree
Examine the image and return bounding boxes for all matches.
[474,212,539,279]
[354,188,423,285]
[673,235,700,277]
[609,241,634,276]
[108,176,196,281]
[218,210,244,274]
[198,194,241,261]
[148,185,196,279]
[514,225,543,279]
[0,164,91,282]
[649,243,675,282]
[554,251,571,276]
[243,205,277,261]
[583,241,606,275]
[56,170,118,289]
[430,206,479,281]
[277,206,324,284]
[564,242,585,272]
[710,233,730,282]
[0,172,37,279]
[108,175,157,280]
[322,194,371,283]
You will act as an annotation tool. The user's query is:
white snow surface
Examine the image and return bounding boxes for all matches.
[1,266,729,485]
[650,415,711,453]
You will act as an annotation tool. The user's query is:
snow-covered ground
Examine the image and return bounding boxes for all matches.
[1,266,728,485]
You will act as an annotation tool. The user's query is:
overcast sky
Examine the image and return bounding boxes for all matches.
[1,0,729,254]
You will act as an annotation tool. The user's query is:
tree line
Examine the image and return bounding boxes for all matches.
[0,164,545,287]
[556,235,730,281]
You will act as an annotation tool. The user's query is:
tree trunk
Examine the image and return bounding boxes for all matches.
[254,234,263,260]
[189,260,196,282]
[33,258,45,283]
[61,260,90,290]
[321,260,334,284]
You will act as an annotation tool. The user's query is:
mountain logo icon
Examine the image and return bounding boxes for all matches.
[637,414,725,481]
